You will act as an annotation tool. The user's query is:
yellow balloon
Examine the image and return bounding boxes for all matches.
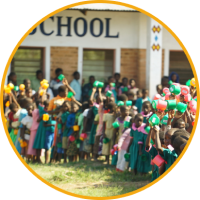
[190,78,195,87]
[7,83,14,90]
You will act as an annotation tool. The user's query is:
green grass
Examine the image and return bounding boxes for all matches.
[28,157,151,197]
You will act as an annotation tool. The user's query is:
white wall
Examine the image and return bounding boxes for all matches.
[162,26,182,76]
[19,10,183,84]
[21,10,140,48]
[21,10,182,50]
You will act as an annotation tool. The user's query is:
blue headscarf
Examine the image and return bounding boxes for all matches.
[169,72,179,83]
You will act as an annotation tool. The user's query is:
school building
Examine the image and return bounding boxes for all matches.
[8,3,193,98]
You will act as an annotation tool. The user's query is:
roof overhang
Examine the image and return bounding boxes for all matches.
[67,3,138,12]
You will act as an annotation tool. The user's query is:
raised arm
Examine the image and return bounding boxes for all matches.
[10,93,21,109]
[47,106,62,115]
[63,78,76,96]
[186,109,194,133]
[145,128,153,149]
[98,88,103,102]
[43,121,55,127]
[167,110,174,127]
[71,96,82,107]
[154,126,163,155]
[8,93,12,104]
[89,87,97,105]
[41,89,47,104]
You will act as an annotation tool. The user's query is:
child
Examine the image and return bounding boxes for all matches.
[102,102,116,165]
[171,129,189,155]
[145,128,165,182]
[161,76,169,89]
[8,101,21,144]
[118,94,128,105]
[80,93,98,160]
[93,88,104,160]
[135,89,152,113]
[60,101,71,163]
[25,88,34,99]
[104,76,117,103]
[173,118,186,129]
[116,119,132,172]
[136,89,142,99]
[15,98,33,154]
[141,101,152,123]
[43,116,56,163]
[118,77,131,96]
[137,126,152,175]
[8,72,17,86]
[33,98,49,163]
[127,91,136,105]
[79,104,90,160]
[27,100,40,159]
[23,79,36,95]
[114,72,122,90]
[20,103,34,158]
[113,106,131,146]
[77,102,89,159]
[154,127,179,173]
[129,79,139,100]
[88,87,100,156]
[74,110,81,162]
[65,102,79,162]
[128,114,146,175]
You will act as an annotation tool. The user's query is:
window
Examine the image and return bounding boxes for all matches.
[11,48,44,85]
[169,51,194,84]
[82,49,114,83]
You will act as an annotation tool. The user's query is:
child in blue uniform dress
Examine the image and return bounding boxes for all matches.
[154,127,179,174]
[128,114,147,176]
[43,117,56,164]
[145,128,165,182]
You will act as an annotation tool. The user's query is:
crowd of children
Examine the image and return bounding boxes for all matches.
[3,73,197,182]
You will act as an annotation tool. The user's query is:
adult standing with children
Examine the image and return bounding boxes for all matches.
[50,68,64,97]
[32,70,54,100]
[31,70,43,92]
[169,72,180,83]
[82,75,96,102]
[70,71,82,102]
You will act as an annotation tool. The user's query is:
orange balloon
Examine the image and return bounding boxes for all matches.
[19,84,25,91]
[4,86,11,94]
[14,129,18,135]
[21,141,27,148]
[5,101,10,107]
